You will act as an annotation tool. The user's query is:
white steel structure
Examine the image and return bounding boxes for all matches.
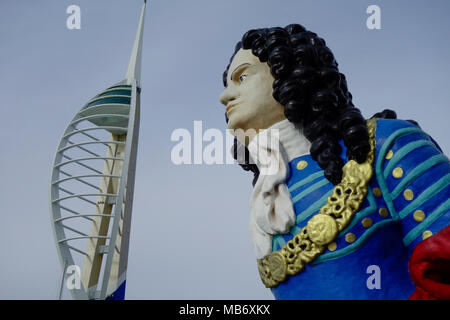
[50,2,146,300]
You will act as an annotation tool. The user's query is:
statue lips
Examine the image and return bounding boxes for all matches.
[226,103,239,115]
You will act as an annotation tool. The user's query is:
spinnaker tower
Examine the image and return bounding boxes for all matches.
[49,1,146,300]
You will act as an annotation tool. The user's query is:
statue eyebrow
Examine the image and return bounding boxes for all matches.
[230,63,251,82]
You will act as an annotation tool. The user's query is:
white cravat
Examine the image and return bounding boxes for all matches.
[245,119,311,259]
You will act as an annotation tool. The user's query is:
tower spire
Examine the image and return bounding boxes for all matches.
[125,1,146,87]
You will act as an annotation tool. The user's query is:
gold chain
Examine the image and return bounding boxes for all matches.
[257,119,377,288]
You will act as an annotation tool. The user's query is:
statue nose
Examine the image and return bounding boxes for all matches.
[219,86,238,106]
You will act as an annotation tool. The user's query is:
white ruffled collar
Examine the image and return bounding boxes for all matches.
[245,119,311,259]
[261,119,311,162]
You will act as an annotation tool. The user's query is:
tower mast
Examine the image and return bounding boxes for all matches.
[126,0,146,87]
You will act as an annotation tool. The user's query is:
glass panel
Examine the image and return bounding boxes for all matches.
[97,90,131,98]
[84,96,131,109]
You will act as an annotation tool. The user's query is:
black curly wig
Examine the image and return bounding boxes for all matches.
[223,24,403,186]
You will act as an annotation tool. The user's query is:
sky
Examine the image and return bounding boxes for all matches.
[0,0,449,299]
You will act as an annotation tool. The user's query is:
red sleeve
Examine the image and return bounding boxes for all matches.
[408,225,450,300]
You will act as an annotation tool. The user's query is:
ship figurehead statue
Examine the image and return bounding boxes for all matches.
[219,24,450,300]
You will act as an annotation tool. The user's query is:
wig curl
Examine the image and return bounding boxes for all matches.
[223,24,403,186]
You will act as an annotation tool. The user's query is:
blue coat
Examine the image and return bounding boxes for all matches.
[270,119,450,299]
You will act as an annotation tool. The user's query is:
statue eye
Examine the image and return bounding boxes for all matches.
[239,74,248,83]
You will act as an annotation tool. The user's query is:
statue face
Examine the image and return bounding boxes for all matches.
[219,49,286,144]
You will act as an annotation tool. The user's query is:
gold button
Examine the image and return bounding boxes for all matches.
[392,167,403,178]
[296,160,308,170]
[404,189,414,201]
[362,218,373,228]
[373,188,382,197]
[328,242,337,251]
[379,208,389,217]
[345,233,356,243]
[386,150,394,159]
[422,230,433,240]
[413,210,426,222]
